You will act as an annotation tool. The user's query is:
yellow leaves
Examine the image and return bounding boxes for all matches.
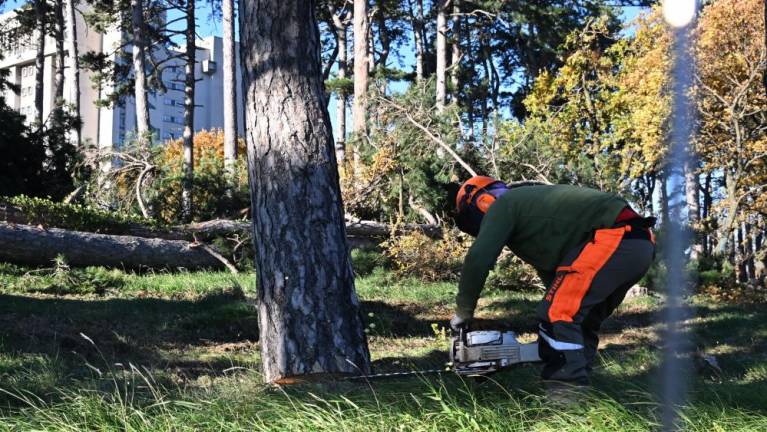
[382,229,469,281]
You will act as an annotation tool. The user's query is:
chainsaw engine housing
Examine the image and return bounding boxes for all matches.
[450,330,540,375]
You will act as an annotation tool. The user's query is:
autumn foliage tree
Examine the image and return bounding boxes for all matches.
[695,0,767,282]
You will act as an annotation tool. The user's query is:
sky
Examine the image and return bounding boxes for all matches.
[1,0,648,130]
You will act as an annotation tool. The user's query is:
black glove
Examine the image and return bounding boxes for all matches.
[450,314,470,333]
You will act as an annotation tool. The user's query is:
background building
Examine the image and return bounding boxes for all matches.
[0,9,244,149]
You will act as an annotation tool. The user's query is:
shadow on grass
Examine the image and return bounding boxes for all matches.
[0,288,765,416]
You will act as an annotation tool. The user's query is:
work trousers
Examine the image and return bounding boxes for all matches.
[536,224,655,385]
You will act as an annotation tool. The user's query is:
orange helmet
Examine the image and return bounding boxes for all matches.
[455,176,509,236]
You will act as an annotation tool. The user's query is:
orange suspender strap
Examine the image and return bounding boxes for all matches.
[547,226,629,323]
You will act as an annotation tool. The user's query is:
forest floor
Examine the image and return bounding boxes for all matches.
[0,263,766,431]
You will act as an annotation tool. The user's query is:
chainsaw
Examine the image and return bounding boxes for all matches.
[349,328,541,380]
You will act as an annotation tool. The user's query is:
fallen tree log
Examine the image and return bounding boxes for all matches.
[1,202,442,242]
[0,222,224,270]
[149,218,442,242]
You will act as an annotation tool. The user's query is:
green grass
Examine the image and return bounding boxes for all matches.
[0,263,765,430]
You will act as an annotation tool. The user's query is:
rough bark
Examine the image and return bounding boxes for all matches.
[223,0,238,179]
[0,223,224,270]
[181,0,196,222]
[34,0,46,128]
[435,0,448,112]
[65,0,81,145]
[240,0,371,382]
[352,0,368,135]
[131,0,151,147]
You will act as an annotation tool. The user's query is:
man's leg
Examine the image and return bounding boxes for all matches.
[537,227,654,385]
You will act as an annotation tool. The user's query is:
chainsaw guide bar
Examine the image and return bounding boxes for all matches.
[345,329,541,381]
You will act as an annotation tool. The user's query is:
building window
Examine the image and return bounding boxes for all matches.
[164,98,175,106]
[163,115,175,123]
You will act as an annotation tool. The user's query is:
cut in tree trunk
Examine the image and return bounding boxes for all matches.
[131,0,151,147]
[435,0,447,112]
[0,223,224,270]
[181,0,196,222]
[222,0,238,181]
[240,0,371,382]
[65,0,81,145]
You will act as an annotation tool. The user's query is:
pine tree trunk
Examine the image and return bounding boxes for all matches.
[34,0,45,128]
[435,0,447,112]
[222,0,238,181]
[181,0,196,222]
[239,0,371,382]
[131,0,151,147]
[65,0,81,145]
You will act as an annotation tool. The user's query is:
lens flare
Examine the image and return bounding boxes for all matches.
[663,0,697,28]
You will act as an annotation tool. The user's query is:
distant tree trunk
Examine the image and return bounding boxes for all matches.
[329,6,349,165]
[131,0,151,147]
[352,0,368,174]
[736,225,745,283]
[52,0,66,128]
[239,0,371,383]
[223,0,238,182]
[435,0,447,112]
[745,221,754,283]
[716,169,740,254]
[409,0,424,81]
[450,0,460,96]
[659,172,670,227]
[181,0,196,222]
[65,0,81,145]
[702,171,712,256]
[685,157,701,260]
[33,0,46,128]
[375,0,390,69]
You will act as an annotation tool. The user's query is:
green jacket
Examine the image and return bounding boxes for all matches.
[455,185,628,318]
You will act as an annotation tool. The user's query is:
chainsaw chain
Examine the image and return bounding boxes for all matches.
[344,368,448,380]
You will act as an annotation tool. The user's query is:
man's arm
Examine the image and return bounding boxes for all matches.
[455,201,515,318]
